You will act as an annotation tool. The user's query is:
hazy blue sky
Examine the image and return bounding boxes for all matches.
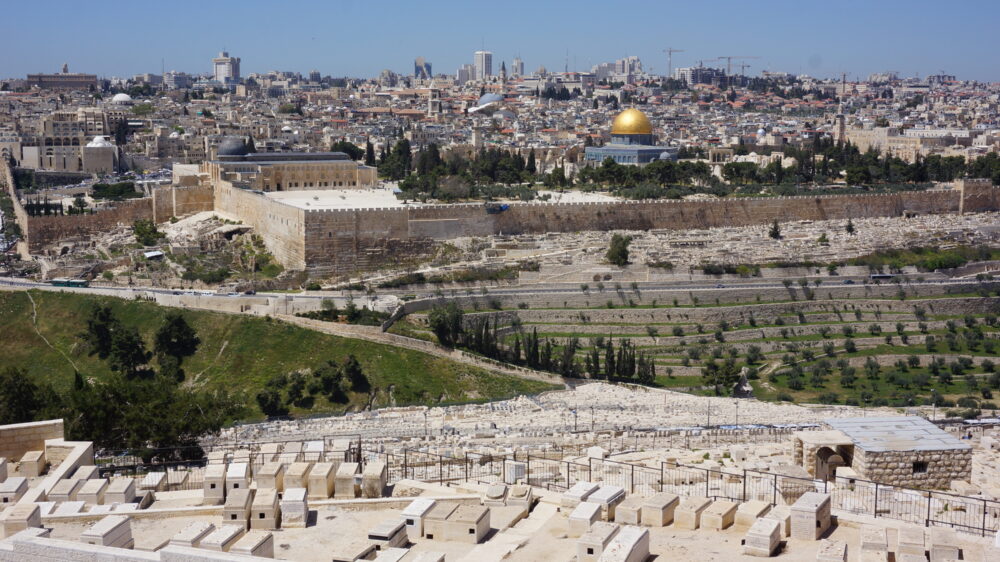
[3,0,998,81]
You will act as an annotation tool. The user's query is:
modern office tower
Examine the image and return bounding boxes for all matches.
[414,57,432,79]
[212,51,241,83]
[474,50,493,81]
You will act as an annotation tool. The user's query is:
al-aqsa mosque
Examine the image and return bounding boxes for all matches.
[584,108,678,165]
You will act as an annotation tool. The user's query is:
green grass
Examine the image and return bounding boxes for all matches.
[0,291,558,419]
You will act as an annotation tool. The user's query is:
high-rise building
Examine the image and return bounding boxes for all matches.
[456,64,474,85]
[308,69,321,82]
[212,51,241,83]
[474,50,493,81]
[414,57,432,80]
[512,57,524,78]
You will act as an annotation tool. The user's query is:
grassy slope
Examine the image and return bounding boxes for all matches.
[0,291,557,418]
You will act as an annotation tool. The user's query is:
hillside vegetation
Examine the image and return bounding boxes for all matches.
[0,291,557,420]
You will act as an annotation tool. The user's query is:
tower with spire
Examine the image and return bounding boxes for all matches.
[500,61,507,84]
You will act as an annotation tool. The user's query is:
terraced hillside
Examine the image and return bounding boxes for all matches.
[402,279,1000,410]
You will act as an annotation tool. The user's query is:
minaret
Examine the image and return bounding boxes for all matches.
[500,61,507,84]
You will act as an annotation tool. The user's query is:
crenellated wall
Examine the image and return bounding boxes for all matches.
[296,186,995,275]
[214,181,306,269]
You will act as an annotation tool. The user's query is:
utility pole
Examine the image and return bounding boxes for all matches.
[662,47,685,79]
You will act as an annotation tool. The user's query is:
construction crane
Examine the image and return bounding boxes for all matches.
[736,62,752,77]
[716,56,760,75]
[662,47,685,78]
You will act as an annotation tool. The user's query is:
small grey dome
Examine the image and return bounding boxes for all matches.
[217,137,248,157]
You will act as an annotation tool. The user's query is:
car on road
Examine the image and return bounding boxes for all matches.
[842,279,855,284]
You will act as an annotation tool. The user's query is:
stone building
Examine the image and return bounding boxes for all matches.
[201,137,377,191]
[19,109,111,172]
[26,64,98,91]
[792,416,972,489]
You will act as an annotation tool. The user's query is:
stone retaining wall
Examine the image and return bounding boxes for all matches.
[0,420,64,461]
[855,447,972,489]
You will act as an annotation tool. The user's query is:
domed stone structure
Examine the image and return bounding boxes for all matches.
[584,108,677,166]
[611,108,653,136]
[216,137,249,157]
[110,93,133,105]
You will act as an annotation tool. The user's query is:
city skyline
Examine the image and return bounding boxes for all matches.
[2,0,999,82]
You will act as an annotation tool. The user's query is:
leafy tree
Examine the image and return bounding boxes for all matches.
[342,355,369,393]
[81,304,119,359]
[108,325,152,379]
[845,219,855,235]
[331,140,364,160]
[0,368,46,424]
[154,312,200,381]
[768,220,782,240]
[427,302,464,347]
[256,388,288,417]
[133,219,163,246]
[606,233,633,266]
[364,140,376,166]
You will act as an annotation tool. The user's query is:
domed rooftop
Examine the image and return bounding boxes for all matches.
[216,137,249,157]
[477,93,503,106]
[611,108,652,135]
[110,93,133,104]
[86,136,114,148]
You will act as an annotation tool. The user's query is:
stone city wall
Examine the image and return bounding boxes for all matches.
[24,197,153,252]
[1,159,31,258]
[214,181,307,269]
[854,447,972,489]
[295,187,990,274]
[150,184,215,223]
[1,158,214,252]
[302,206,435,275]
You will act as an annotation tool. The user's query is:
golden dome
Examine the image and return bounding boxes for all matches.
[611,108,653,135]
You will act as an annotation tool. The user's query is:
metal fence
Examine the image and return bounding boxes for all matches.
[358,447,1000,537]
[95,438,1000,537]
